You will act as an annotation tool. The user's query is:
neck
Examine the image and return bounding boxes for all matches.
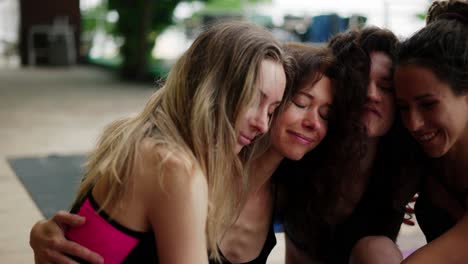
[249,147,284,195]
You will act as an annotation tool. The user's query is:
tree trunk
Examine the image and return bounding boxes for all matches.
[120,0,154,80]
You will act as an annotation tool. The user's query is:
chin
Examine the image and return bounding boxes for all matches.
[367,128,387,138]
[423,146,447,158]
[286,152,305,161]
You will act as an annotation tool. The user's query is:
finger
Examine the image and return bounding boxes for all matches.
[57,240,103,264]
[52,211,85,228]
[43,248,80,264]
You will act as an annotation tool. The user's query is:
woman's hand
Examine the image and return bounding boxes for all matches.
[29,211,103,264]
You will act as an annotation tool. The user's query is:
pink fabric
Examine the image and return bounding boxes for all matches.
[66,199,139,263]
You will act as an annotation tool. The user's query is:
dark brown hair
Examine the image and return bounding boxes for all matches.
[284,42,335,95]
[278,27,407,261]
[399,0,468,95]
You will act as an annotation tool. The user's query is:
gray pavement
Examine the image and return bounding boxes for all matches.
[0,66,154,263]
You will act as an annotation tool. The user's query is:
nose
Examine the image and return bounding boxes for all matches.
[367,82,382,103]
[302,110,322,131]
[403,109,424,132]
[251,109,269,135]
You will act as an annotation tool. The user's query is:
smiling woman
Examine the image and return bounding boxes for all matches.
[271,72,333,160]
[393,1,468,263]
[395,65,466,158]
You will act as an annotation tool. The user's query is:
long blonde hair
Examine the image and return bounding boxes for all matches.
[75,21,290,260]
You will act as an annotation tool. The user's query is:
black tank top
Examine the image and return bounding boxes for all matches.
[210,183,278,264]
[283,172,404,263]
[211,223,277,264]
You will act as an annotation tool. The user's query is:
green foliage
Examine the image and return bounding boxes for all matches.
[84,0,269,80]
[416,12,426,21]
[204,0,243,11]
[105,0,182,79]
[81,4,117,35]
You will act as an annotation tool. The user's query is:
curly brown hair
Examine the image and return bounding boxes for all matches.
[278,27,409,262]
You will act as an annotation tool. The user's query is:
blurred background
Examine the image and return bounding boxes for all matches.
[0,0,429,78]
[0,0,430,263]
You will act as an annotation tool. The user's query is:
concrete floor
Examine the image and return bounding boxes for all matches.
[0,66,425,263]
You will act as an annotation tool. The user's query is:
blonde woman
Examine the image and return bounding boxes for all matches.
[29,22,290,264]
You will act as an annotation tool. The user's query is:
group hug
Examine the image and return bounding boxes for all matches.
[29,0,468,263]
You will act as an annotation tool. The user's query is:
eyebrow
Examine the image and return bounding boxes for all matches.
[297,91,314,100]
[414,94,434,101]
[297,91,333,106]
[396,93,434,104]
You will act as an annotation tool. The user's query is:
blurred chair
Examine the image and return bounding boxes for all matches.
[27,16,76,66]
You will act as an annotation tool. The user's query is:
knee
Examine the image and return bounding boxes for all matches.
[349,236,403,264]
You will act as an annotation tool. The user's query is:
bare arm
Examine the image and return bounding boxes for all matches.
[138,151,209,264]
[29,211,103,264]
[403,213,468,264]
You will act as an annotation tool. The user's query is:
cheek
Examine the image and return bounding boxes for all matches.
[271,112,290,137]
[235,117,249,132]
[270,134,283,150]
[270,123,283,145]
[318,123,328,141]
[236,107,254,129]
[277,107,299,127]
[400,112,411,128]
[383,94,395,112]
[382,95,396,123]
[440,106,467,135]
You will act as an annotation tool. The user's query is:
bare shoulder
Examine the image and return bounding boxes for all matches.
[136,139,209,263]
[135,138,208,204]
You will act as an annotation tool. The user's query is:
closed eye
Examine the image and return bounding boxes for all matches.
[292,94,311,109]
[293,101,307,109]
[420,101,437,110]
[319,106,330,121]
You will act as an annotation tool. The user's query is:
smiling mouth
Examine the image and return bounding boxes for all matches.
[415,130,438,143]
[288,131,314,145]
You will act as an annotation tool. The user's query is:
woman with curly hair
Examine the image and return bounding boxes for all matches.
[281,26,416,264]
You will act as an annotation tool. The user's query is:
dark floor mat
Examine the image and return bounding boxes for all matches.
[8,154,286,234]
[8,154,86,218]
